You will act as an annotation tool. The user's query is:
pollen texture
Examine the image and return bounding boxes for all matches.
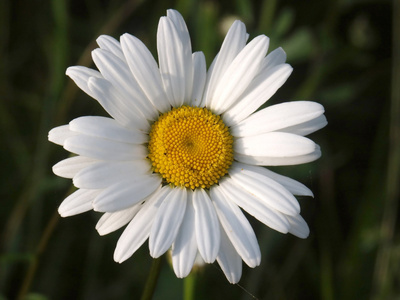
[148,106,233,189]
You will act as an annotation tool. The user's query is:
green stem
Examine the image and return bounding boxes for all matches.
[372,0,400,298]
[140,257,163,300]
[17,210,60,300]
[183,272,196,300]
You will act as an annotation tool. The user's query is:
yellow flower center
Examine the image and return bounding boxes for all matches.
[148,106,233,189]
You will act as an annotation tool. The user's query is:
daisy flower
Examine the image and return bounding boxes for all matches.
[49,9,327,284]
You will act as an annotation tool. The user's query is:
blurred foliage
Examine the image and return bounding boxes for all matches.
[0,0,398,299]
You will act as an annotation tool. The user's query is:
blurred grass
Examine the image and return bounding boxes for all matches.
[0,0,397,299]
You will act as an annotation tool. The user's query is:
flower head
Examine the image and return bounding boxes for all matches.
[49,9,327,283]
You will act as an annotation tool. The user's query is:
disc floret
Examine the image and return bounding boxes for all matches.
[148,106,233,189]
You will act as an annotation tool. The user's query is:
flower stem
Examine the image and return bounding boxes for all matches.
[372,0,400,297]
[140,257,163,300]
[183,272,196,300]
[17,210,60,300]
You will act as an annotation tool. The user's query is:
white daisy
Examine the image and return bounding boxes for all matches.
[49,9,327,284]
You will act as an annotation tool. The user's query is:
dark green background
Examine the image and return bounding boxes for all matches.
[1,0,398,299]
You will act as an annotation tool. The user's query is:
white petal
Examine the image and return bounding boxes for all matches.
[157,17,192,107]
[259,47,287,73]
[199,53,217,108]
[73,160,151,189]
[211,35,270,115]
[204,20,247,108]
[91,48,158,120]
[231,101,325,137]
[172,190,198,278]
[96,202,143,236]
[120,33,170,113]
[190,52,206,107]
[66,66,103,99]
[96,35,125,61]
[279,114,328,136]
[210,186,261,268]
[93,175,161,212]
[64,135,148,161]
[167,9,193,104]
[157,17,181,106]
[234,132,318,158]
[52,156,97,179]
[114,186,170,263]
[229,165,300,215]
[218,178,290,233]
[287,214,310,239]
[223,64,293,126]
[234,146,321,166]
[149,188,187,258]
[194,252,206,266]
[232,162,313,196]
[48,125,78,146]
[87,77,149,131]
[167,10,190,46]
[193,189,220,263]
[69,116,148,144]
[216,224,242,284]
[58,189,101,217]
